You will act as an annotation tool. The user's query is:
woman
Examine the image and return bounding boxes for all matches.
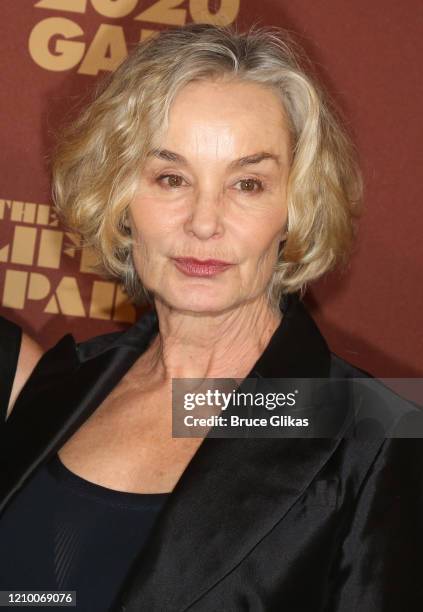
[1,23,422,612]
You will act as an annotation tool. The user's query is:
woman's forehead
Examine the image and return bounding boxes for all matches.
[169,79,286,122]
[159,80,291,163]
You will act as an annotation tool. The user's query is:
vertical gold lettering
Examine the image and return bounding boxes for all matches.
[36,204,51,226]
[29,18,86,72]
[28,273,51,301]
[11,201,24,222]
[54,277,86,317]
[22,203,37,224]
[45,295,59,314]
[37,229,64,269]
[10,201,37,224]
[78,25,128,75]
[11,226,37,265]
[2,270,28,309]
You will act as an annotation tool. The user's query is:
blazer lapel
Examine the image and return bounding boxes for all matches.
[112,295,345,611]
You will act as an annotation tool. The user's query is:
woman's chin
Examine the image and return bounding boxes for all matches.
[157,287,238,315]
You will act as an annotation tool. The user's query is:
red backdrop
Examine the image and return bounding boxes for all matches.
[0,0,422,377]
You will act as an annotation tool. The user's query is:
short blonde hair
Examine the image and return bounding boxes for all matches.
[52,23,363,309]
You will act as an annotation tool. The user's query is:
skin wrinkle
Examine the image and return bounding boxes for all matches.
[149,148,282,169]
[128,79,291,383]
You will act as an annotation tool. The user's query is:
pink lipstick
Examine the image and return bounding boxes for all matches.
[173,257,233,277]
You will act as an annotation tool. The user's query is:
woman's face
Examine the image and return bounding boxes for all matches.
[129,78,291,314]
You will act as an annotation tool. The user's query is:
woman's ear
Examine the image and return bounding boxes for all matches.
[278,227,288,255]
[121,212,132,235]
[280,218,289,242]
[279,226,289,243]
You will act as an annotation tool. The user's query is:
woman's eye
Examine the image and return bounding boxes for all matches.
[155,174,264,193]
[235,178,264,193]
[156,174,186,188]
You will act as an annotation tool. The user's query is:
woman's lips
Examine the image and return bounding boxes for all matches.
[173,257,233,277]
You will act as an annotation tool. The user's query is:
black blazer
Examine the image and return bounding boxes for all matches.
[0,293,422,612]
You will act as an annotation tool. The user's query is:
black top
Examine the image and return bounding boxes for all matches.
[0,450,170,611]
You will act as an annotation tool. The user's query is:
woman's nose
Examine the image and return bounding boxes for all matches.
[184,190,224,240]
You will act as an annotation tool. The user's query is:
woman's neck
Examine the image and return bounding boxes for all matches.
[142,295,282,383]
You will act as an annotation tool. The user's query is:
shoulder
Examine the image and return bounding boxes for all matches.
[76,309,158,361]
[329,351,373,378]
[3,313,159,426]
[328,350,422,437]
[0,316,43,422]
[76,330,126,360]
[16,309,158,375]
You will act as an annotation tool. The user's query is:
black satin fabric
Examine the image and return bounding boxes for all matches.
[0,293,422,611]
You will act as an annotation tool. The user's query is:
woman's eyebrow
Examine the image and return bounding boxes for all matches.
[148,148,281,168]
[149,148,186,163]
[231,152,281,168]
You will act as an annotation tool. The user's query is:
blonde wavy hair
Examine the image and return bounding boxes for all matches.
[52,23,363,309]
